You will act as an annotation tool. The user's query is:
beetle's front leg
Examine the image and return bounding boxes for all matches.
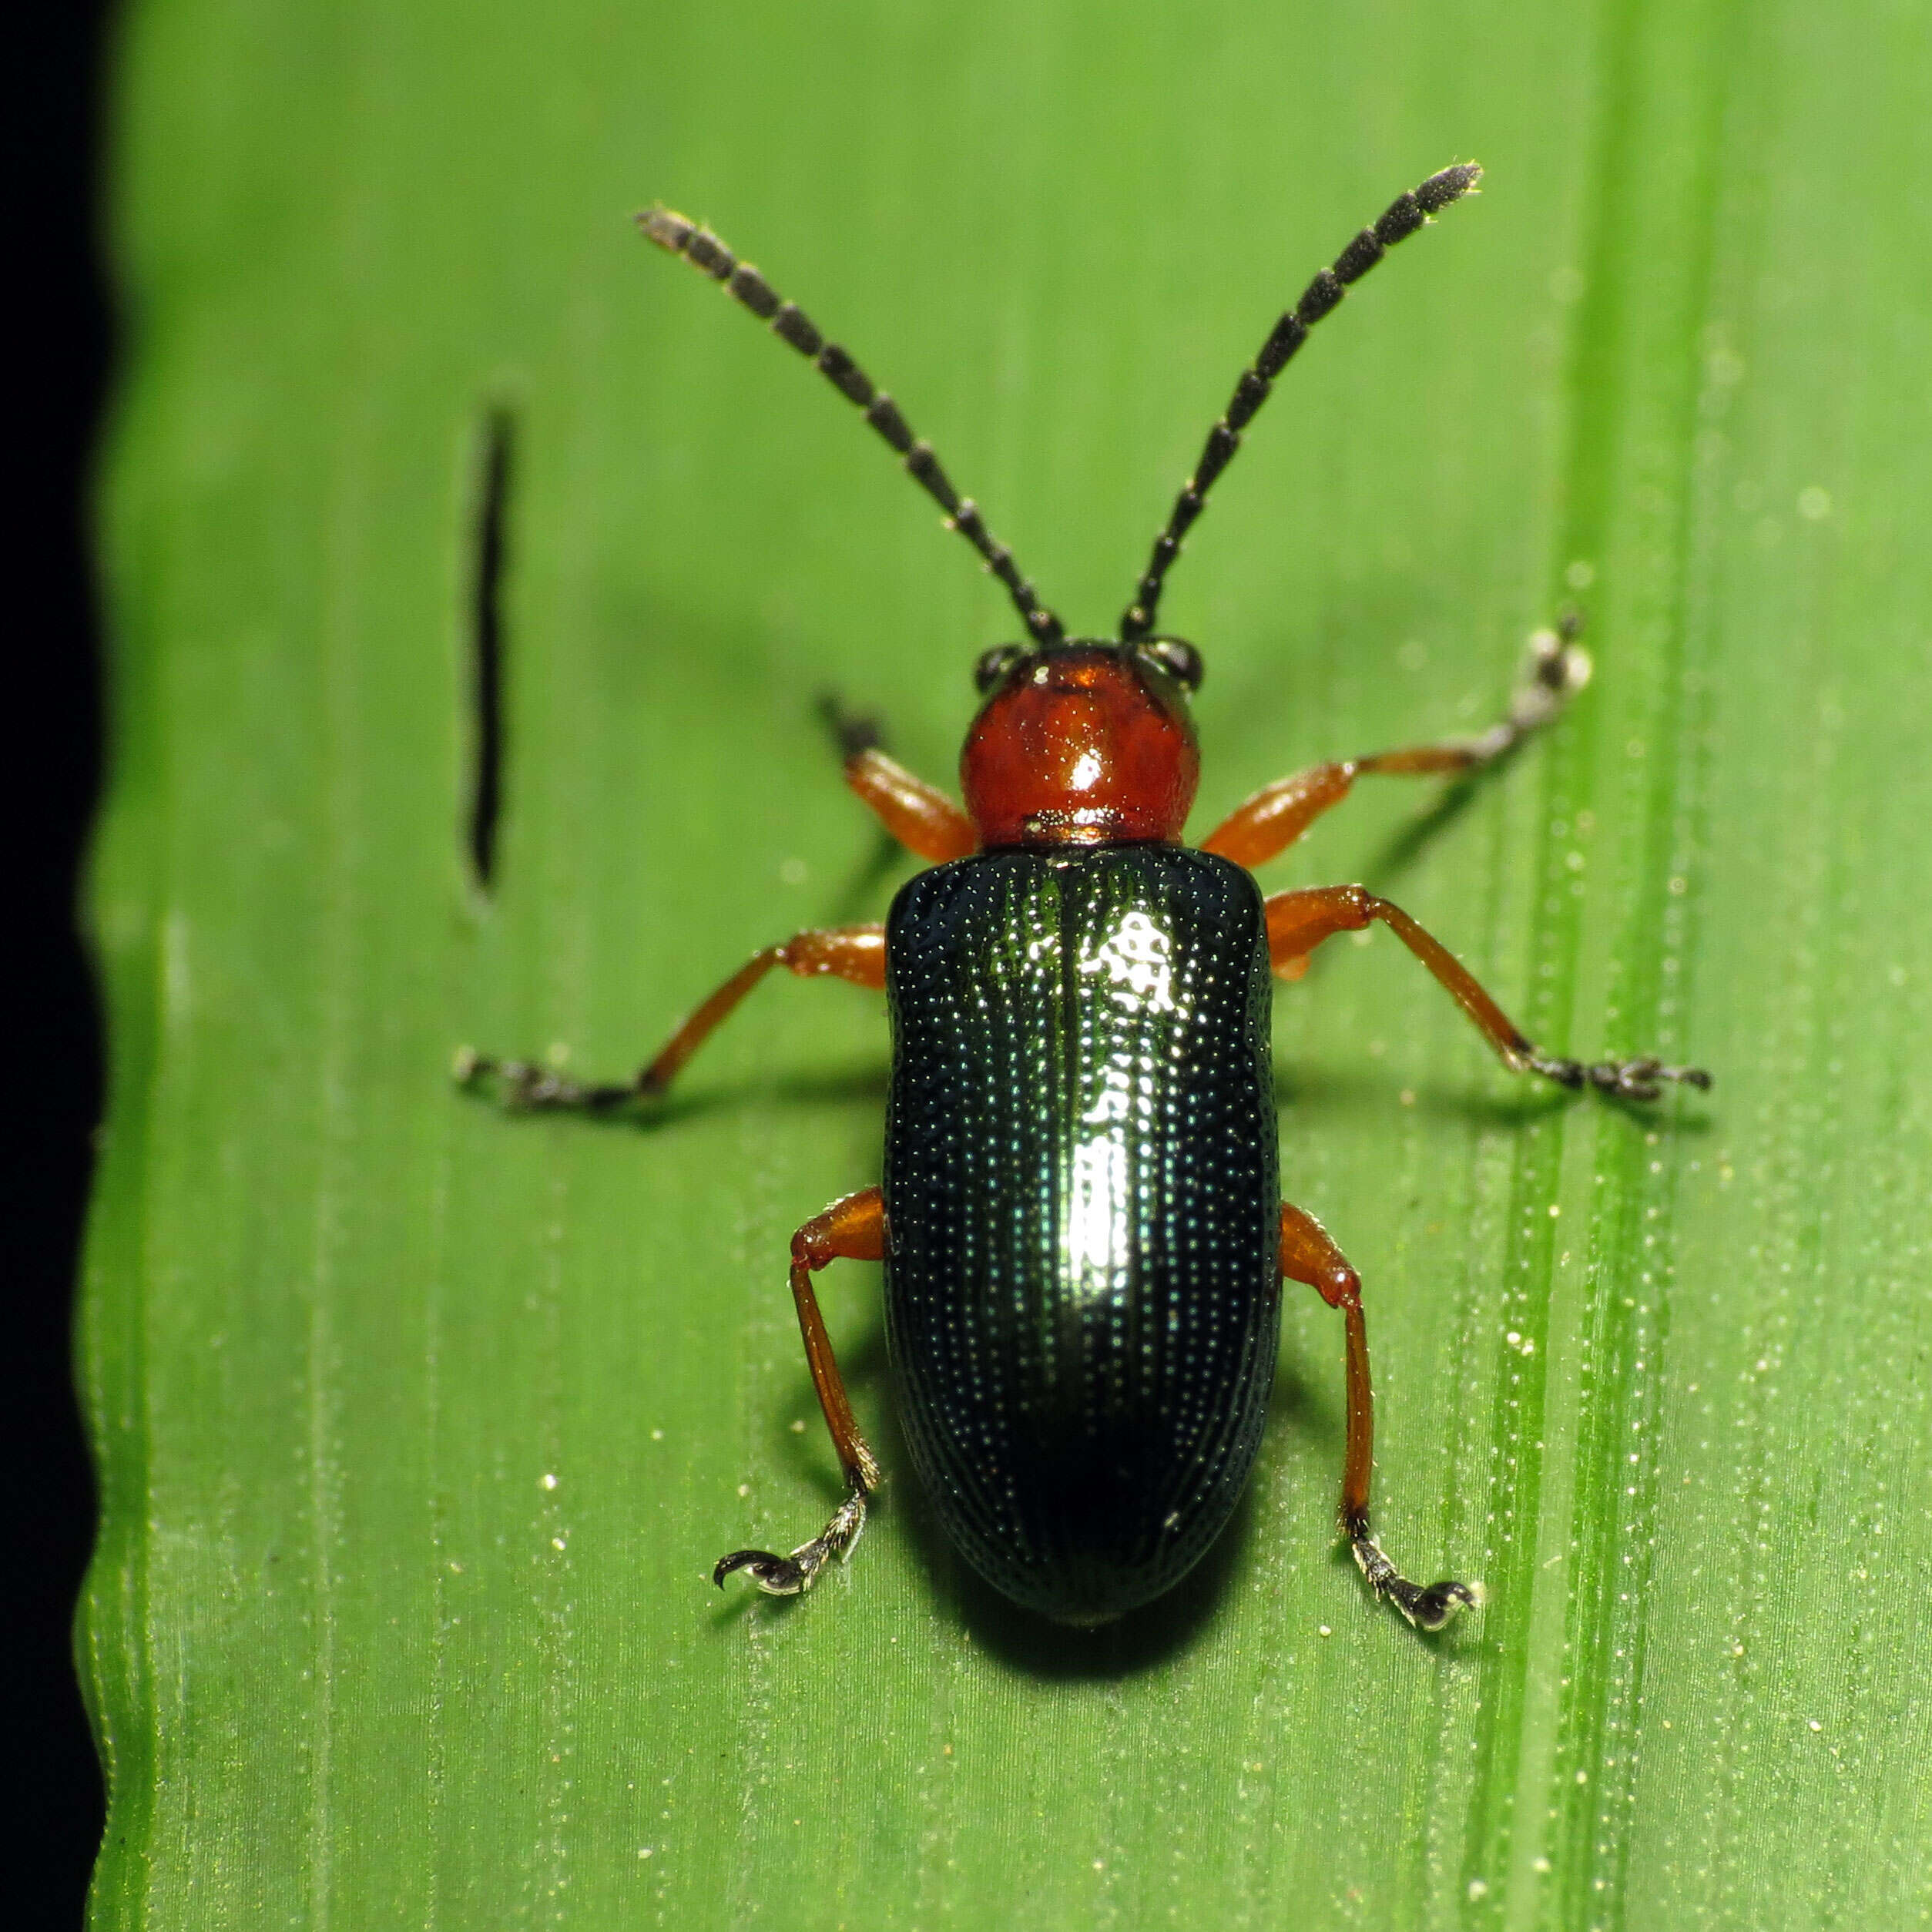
[1279,1202,1480,1631]
[820,694,979,864]
[716,1186,887,1595]
[455,924,887,1108]
[1199,618,1592,868]
[1263,887,1711,1098]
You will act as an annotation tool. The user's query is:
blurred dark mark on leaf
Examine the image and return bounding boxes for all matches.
[468,409,514,894]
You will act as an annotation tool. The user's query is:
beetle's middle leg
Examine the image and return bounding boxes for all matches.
[1199,617,1591,868]
[716,1186,886,1596]
[1263,886,1711,1099]
[1279,1202,1478,1629]
[456,924,886,1107]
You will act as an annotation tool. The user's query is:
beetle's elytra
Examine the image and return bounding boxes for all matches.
[889,843,1278,1620]
[461,164,1710,1630]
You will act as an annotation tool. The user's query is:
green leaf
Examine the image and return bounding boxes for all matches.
[85,0,1932,1925]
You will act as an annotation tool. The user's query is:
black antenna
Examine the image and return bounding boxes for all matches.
[639,207,1065,648]
[1119,163,1482,643]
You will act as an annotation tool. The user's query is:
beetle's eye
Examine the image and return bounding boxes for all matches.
[1141,636,1204,693]
[973,644,1026,694]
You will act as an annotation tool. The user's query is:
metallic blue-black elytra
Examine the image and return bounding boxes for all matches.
[884,845,1278,1622]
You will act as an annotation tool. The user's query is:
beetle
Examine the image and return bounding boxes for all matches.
[460,163,1709,1630]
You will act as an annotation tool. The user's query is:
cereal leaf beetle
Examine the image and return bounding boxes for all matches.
[460,163,1709,1630]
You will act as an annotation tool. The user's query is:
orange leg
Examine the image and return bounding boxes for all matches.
[455,924,887,1108]
[820,692,978,863]
[844,746,978,863]
[1265,885,1711,1100]
[1279,1202,1478,1629]
[1200,619,1592,869]
[716,1187,887,1595]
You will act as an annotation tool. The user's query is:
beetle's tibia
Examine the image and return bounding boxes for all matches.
[713,1479,870,1597]
[1349,1522,1482,1632]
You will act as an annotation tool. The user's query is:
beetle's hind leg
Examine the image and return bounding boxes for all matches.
[1278,1202,1481,1631]
[716,1187,887,1597]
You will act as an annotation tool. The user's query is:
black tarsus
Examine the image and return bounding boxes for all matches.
[1119,162,1484,642]
[714,1548,808,1592]
[639,206,1067,649]
[468,408,512,891]
[816,691,885,761]
[1348,1514,1482,1632]
[713,1478,871,1597]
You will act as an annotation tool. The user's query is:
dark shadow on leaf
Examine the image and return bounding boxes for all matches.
[770,1062,892,1109]
[709,1584,763,1628]
[1595,1090,1716,1137]
[1360,770,1492,897]
[1266,1351,1326,1451]
[1273,1060,1715,1135]
[883,1332,1326,1680]
[1273,1060,1572,1130]
[904,1468,1257,1683]
[829,825,914,924]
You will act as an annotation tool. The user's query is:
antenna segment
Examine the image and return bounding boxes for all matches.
[640,207,1065,647]
[1119,163,1482,642]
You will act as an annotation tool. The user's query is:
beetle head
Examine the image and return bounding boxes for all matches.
[961,641,1202,849]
